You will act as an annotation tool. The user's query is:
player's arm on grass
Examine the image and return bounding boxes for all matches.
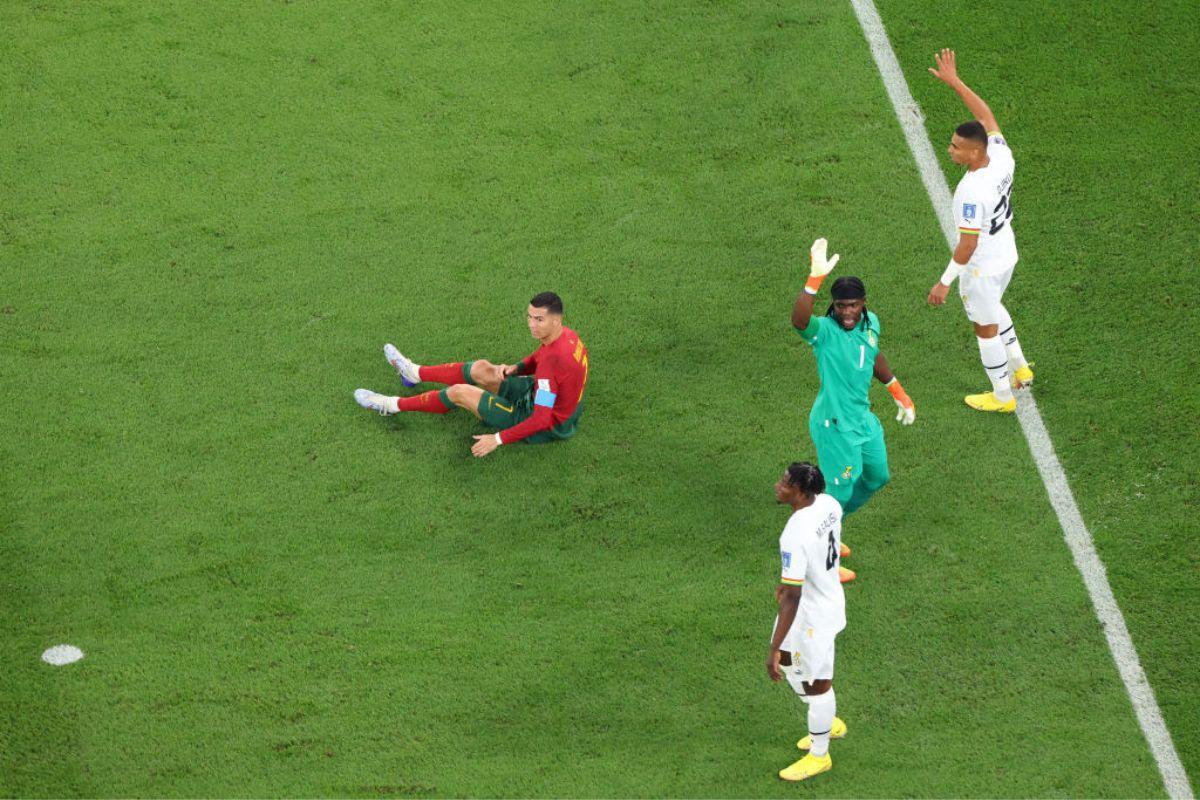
[792,237,840,332]
[767,583,802,682]
[928,48,1000,134]
[874,353,915,425]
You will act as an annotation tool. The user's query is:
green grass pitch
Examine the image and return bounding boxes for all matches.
[2,1,1197,796]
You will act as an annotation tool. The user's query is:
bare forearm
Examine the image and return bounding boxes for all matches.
[950,78,998,131]
[791,291,816,330]
[873,353,895,384]
[953,235,978,265]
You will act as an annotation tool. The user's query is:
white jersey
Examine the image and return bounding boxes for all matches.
[952,132,1019,275]
[778,493,846,638]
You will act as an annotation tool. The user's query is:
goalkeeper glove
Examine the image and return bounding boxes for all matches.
[887,378,915,425]
[806,238,841,294]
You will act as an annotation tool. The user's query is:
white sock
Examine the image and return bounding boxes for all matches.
[385,395,400,414]
[806,689,836,757]
[996,305,1027,368]
[976,336,1013,401]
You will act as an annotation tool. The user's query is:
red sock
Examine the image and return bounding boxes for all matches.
[418,362,467,385]
[397,390,452,414]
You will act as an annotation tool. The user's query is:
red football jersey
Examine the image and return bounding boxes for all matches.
[500,326,589,443]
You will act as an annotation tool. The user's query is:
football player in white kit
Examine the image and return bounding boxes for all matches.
[927,49,1034,413]
[766,462,848,782]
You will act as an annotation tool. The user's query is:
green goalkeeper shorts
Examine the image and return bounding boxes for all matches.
[477,377,560,445]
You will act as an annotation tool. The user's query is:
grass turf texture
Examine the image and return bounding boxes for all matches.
[1,1,1195,796]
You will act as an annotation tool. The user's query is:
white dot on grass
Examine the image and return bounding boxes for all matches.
[41,644,84,666]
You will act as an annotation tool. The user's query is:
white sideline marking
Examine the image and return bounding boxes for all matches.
[848,2,1194,797]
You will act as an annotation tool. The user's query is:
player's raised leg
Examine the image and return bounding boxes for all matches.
[384,344,475,388]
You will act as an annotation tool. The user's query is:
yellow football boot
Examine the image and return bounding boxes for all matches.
[964,391,1016,413]
[1011,364,1034,390]
[779,752,832,782]
[798,716,847,750]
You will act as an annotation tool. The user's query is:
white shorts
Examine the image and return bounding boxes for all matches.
[959,264,1015,325]
[781,626,838,692]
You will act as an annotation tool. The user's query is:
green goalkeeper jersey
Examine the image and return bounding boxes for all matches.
[796,311,881,434]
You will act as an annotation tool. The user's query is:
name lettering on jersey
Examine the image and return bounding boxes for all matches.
[534,378,557,409]
[999,174,1012,192]
[963,203,977,220]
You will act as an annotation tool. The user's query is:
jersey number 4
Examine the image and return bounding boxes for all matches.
[989,185,1014,235]
[825,530,838,571]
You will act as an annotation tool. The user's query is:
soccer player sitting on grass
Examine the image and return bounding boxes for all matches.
[354,292,589,458]
[792,238,915,543]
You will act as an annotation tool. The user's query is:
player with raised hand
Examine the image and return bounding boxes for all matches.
[353,292,588,458]
[766,462,848,783]
[927,48,1033,413]
[792,238,915,549]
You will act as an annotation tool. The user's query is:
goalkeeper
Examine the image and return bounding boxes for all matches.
[791,238,916,516]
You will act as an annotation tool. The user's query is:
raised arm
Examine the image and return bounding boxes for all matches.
[792,238,840,331]
[929,49,1000,133]
[791,283,817,331]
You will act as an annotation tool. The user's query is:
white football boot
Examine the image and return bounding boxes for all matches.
[383,344,421,387]
[354,388,397,415]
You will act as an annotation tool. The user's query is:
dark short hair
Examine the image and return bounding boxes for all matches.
[785,462,825,496]
[529,291,563,315]
[955,120,987,146]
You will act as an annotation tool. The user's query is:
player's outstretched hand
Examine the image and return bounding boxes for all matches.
[471,434,500,458]
[809,237,840,277]
[928,48,959,85]
[927,282,950,306]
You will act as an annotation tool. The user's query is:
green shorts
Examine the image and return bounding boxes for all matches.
[808,412,889,505]
[477,377,561,445]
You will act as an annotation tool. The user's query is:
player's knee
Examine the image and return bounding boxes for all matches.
[973,321,999,338]
[468,360,493,382]
[445,384,470,405]
[865,467,890,491]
